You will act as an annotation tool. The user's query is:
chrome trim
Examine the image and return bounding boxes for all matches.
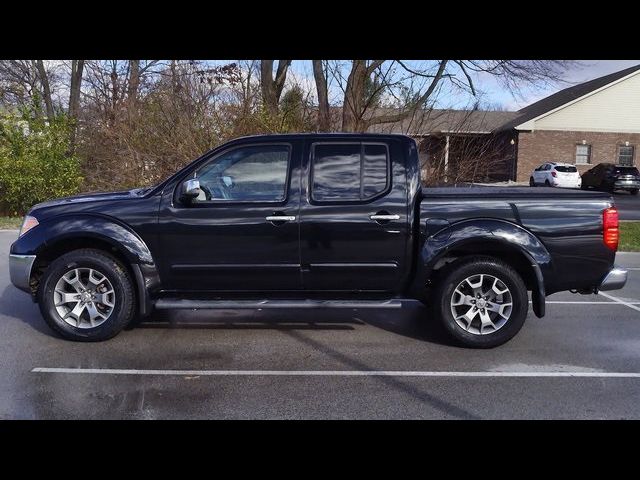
[599,267,628,291]
[9,254,36,294]
[265,215,296,222]
[370,214,400,221]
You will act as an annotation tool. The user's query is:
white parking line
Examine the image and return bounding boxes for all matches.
[597,292,640,313]
[531,300,640,304]
[31,367,640,378]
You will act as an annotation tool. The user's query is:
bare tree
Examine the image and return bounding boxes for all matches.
[127,60,140,117]
[34,60,54,118]
[312,60,330,131]
[260,60,291,114]
[69,60,85,120]
[314,60,574,132]
[0,60,44,114]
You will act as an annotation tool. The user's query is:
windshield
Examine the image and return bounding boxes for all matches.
[554,166,577,173]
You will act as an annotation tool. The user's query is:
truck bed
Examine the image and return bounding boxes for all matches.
[422,186,610,200]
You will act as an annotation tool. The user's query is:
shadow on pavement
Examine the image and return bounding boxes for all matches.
[133,302,454,347]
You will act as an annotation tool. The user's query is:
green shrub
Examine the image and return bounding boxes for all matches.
[0,110,83,216]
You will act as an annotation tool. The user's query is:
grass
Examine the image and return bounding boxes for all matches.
[620,221,640,252]
[0,217,22,230]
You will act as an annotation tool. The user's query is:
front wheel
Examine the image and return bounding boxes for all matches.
[529,177,535,187]
[37,249,136,341]
[631,189,639,196]
[432,257,528,348]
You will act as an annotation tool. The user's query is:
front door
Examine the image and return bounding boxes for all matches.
[298,139,409,292]
[158,141,302,293]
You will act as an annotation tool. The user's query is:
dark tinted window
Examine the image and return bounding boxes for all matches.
[554,166,577,173]
[312,143,389,202]
[618,146,635,166]
[312,144,362,201]
[362,144,389,198]
[614,166,640,176]
[195,145,289,202]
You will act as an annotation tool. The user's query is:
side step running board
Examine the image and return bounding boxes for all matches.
[154,299,403,310]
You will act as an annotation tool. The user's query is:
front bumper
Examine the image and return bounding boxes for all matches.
[599,267,628,291]
[9,254,36,294]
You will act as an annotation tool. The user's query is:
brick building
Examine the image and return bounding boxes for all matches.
[498,63,640,182]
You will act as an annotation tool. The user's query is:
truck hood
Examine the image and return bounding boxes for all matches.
[30,188,148,211]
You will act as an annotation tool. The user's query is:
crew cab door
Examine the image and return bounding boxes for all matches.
[157,141,302,292]
[298,139,409,292]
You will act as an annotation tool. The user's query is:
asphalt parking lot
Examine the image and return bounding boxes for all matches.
[3,231,640,419]
[613,190,640,220]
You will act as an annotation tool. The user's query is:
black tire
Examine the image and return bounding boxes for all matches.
[580,182,587,190]
[36,248,136,341]
[631,189,639,196]
[431,256,528,348]
[544,180,551,187]
[529,177,535,187]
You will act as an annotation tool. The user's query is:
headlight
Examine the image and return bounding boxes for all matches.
[19,215,39,237]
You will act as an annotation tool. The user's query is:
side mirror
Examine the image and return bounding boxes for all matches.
[180,178,201,202]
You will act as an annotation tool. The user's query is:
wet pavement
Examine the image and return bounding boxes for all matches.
[2,231,640,419]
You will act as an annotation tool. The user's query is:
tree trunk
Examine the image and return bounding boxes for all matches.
[69,60,85,119]
[341,60,368,132]
[34,60,54,119]
[127,60,140,117]
[312,60,330,131]
[68,60,85,151]
[260,60,291,115]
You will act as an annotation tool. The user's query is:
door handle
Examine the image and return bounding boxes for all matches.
[370,214,400,221]
[266,215,296,222]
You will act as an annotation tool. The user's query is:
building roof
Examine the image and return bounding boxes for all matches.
[366,108,520,135]
[498,63,640,131]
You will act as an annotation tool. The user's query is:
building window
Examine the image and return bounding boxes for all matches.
[575,144,591,164]
[618,145,635,166]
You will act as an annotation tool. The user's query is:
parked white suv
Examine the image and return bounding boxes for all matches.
[529,162,581,189]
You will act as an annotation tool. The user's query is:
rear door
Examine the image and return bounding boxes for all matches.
[298,138,409,292]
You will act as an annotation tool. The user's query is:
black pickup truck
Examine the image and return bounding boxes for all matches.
[9,133,628,348]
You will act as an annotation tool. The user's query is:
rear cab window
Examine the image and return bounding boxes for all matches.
[311,143,390,202]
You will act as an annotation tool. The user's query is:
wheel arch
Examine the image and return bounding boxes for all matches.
[415,218,551,317]
[16,214,159,316]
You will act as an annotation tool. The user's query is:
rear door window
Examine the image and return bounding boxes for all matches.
[311,143,390,202]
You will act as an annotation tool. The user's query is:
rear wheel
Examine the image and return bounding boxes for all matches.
[37,249,136,341]
[431,257,528,348]
[631,189,639,196]
[529,177,535,187]
[544,180,551,187]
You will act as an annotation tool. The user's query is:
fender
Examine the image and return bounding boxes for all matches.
[413,218,552,318]
[11,213,160,316]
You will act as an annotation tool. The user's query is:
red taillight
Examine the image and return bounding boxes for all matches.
[551,171,557,177]
[603,207,619,251]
